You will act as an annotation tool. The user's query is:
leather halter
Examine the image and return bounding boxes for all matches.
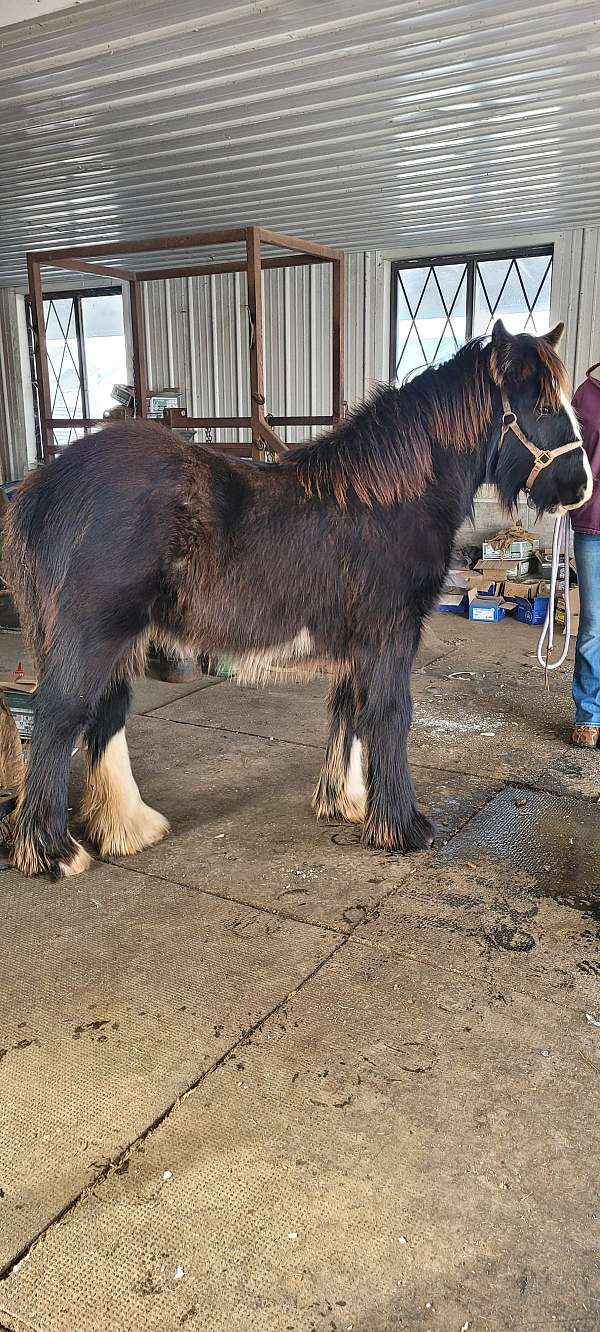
[498,390,583,491]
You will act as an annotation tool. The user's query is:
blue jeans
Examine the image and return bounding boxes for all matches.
[573,533,600,725]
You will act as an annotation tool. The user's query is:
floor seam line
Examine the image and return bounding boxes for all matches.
[0,931,353,1286]
[138,713,324,749]
[414,645,462,672]
[0,1310,40,1332]
[103,855,351,936]
[140,678,224,714]
[95,782,505,935]
[409,759,600,803]
[347,929,596,1020]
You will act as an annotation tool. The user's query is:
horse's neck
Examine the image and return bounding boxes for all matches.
[430,429,490,534]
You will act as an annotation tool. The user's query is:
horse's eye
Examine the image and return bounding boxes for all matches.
[537,405,552,418]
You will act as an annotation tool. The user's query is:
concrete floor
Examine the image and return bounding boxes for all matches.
[0,617,599,1332]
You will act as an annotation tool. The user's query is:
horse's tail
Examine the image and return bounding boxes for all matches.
[2,469,77,674]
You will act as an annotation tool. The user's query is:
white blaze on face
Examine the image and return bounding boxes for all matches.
[558,390,593,509]
[561,389,582,441]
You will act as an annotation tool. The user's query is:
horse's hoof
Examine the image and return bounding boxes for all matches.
[12,830,92,878]
[402,809,436,852]
[59,839,93,877]
[361,809,435,853]
[313,793,365,825]
[361,816,404,853]
[89,802,170,858]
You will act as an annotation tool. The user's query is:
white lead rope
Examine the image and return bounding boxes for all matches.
[537,512,572,684]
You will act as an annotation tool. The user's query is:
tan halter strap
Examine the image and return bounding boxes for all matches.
[498,390,583,491]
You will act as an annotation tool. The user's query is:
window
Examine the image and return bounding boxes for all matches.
[390,248,553,385]
[28,288,127,451]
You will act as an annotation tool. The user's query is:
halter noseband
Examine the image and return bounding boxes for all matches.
[498,390,583,491]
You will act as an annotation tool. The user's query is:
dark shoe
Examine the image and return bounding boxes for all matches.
[571,725,600,749]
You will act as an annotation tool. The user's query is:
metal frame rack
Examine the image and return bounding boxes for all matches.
[27,225,345,462]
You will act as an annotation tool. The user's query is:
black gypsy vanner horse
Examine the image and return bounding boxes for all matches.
[3,320,592,878]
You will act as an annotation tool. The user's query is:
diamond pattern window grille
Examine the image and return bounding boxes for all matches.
[391,249,553,384]
[43,296,86,449]
[26,288,126,459]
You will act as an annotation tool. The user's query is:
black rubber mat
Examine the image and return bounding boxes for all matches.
[439,784,600,920]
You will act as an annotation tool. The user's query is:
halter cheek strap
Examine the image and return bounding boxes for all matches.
[498,390,583,491]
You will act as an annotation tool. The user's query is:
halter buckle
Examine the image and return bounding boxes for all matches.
[502,411,516,427]
[537,450,552,468]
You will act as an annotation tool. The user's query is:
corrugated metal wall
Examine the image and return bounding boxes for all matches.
[141,252,384,446]
[140,231,600,452]
[0,290,37,481]
[2,225,600,483]
[137,226,600,546]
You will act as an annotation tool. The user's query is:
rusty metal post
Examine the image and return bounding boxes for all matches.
[246,226,266,459]
[26,255,54,461]
[129,279,148,418]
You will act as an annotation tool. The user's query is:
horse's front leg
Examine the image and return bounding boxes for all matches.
[358,648,435,853]
[313,670,366,823]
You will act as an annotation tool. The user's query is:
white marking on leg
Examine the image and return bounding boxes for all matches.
[82,729,169,857]
[346,736,366,804]
[342,734,366,821]
[60,840,92,877]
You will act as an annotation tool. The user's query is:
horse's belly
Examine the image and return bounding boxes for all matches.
[233,627,315,685]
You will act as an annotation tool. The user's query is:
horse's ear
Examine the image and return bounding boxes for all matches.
[490,319,518,384]
[545,322,564,348]
[491,318,512,348]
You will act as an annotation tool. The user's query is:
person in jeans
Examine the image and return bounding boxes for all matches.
[571,363,600,747]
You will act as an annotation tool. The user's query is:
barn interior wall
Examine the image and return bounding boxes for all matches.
[0,290,37,484]
[1,225,600,508]
[141,255,378,447]
[140,229,600,541]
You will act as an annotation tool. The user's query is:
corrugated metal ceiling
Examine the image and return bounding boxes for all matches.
[0,0,599,286]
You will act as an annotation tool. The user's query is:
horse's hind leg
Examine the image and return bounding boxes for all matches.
[11,611,153,878]
[11,663,95,879]
[313,670,366,824]
[81,676,169,857]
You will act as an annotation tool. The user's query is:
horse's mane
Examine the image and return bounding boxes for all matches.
[289,334,569,508]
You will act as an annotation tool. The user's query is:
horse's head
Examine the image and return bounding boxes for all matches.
[488,320,592,514]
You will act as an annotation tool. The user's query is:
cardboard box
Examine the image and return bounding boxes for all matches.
[0,675,36,741]
[436,570,468,612]
[478,558,532,578]
[514,595,549,626]
[555,587,580,629]
[482,537,539,560]
[147,387,182,417]
[110,383,135,408]
[503,578,541,600]
[450,567,497,593]
[435,591,467,614]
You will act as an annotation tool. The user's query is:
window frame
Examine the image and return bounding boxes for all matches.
[26,285,124,458]
[389,245,554,384]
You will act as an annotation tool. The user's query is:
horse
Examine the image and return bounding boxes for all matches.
[3,318,591,879]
